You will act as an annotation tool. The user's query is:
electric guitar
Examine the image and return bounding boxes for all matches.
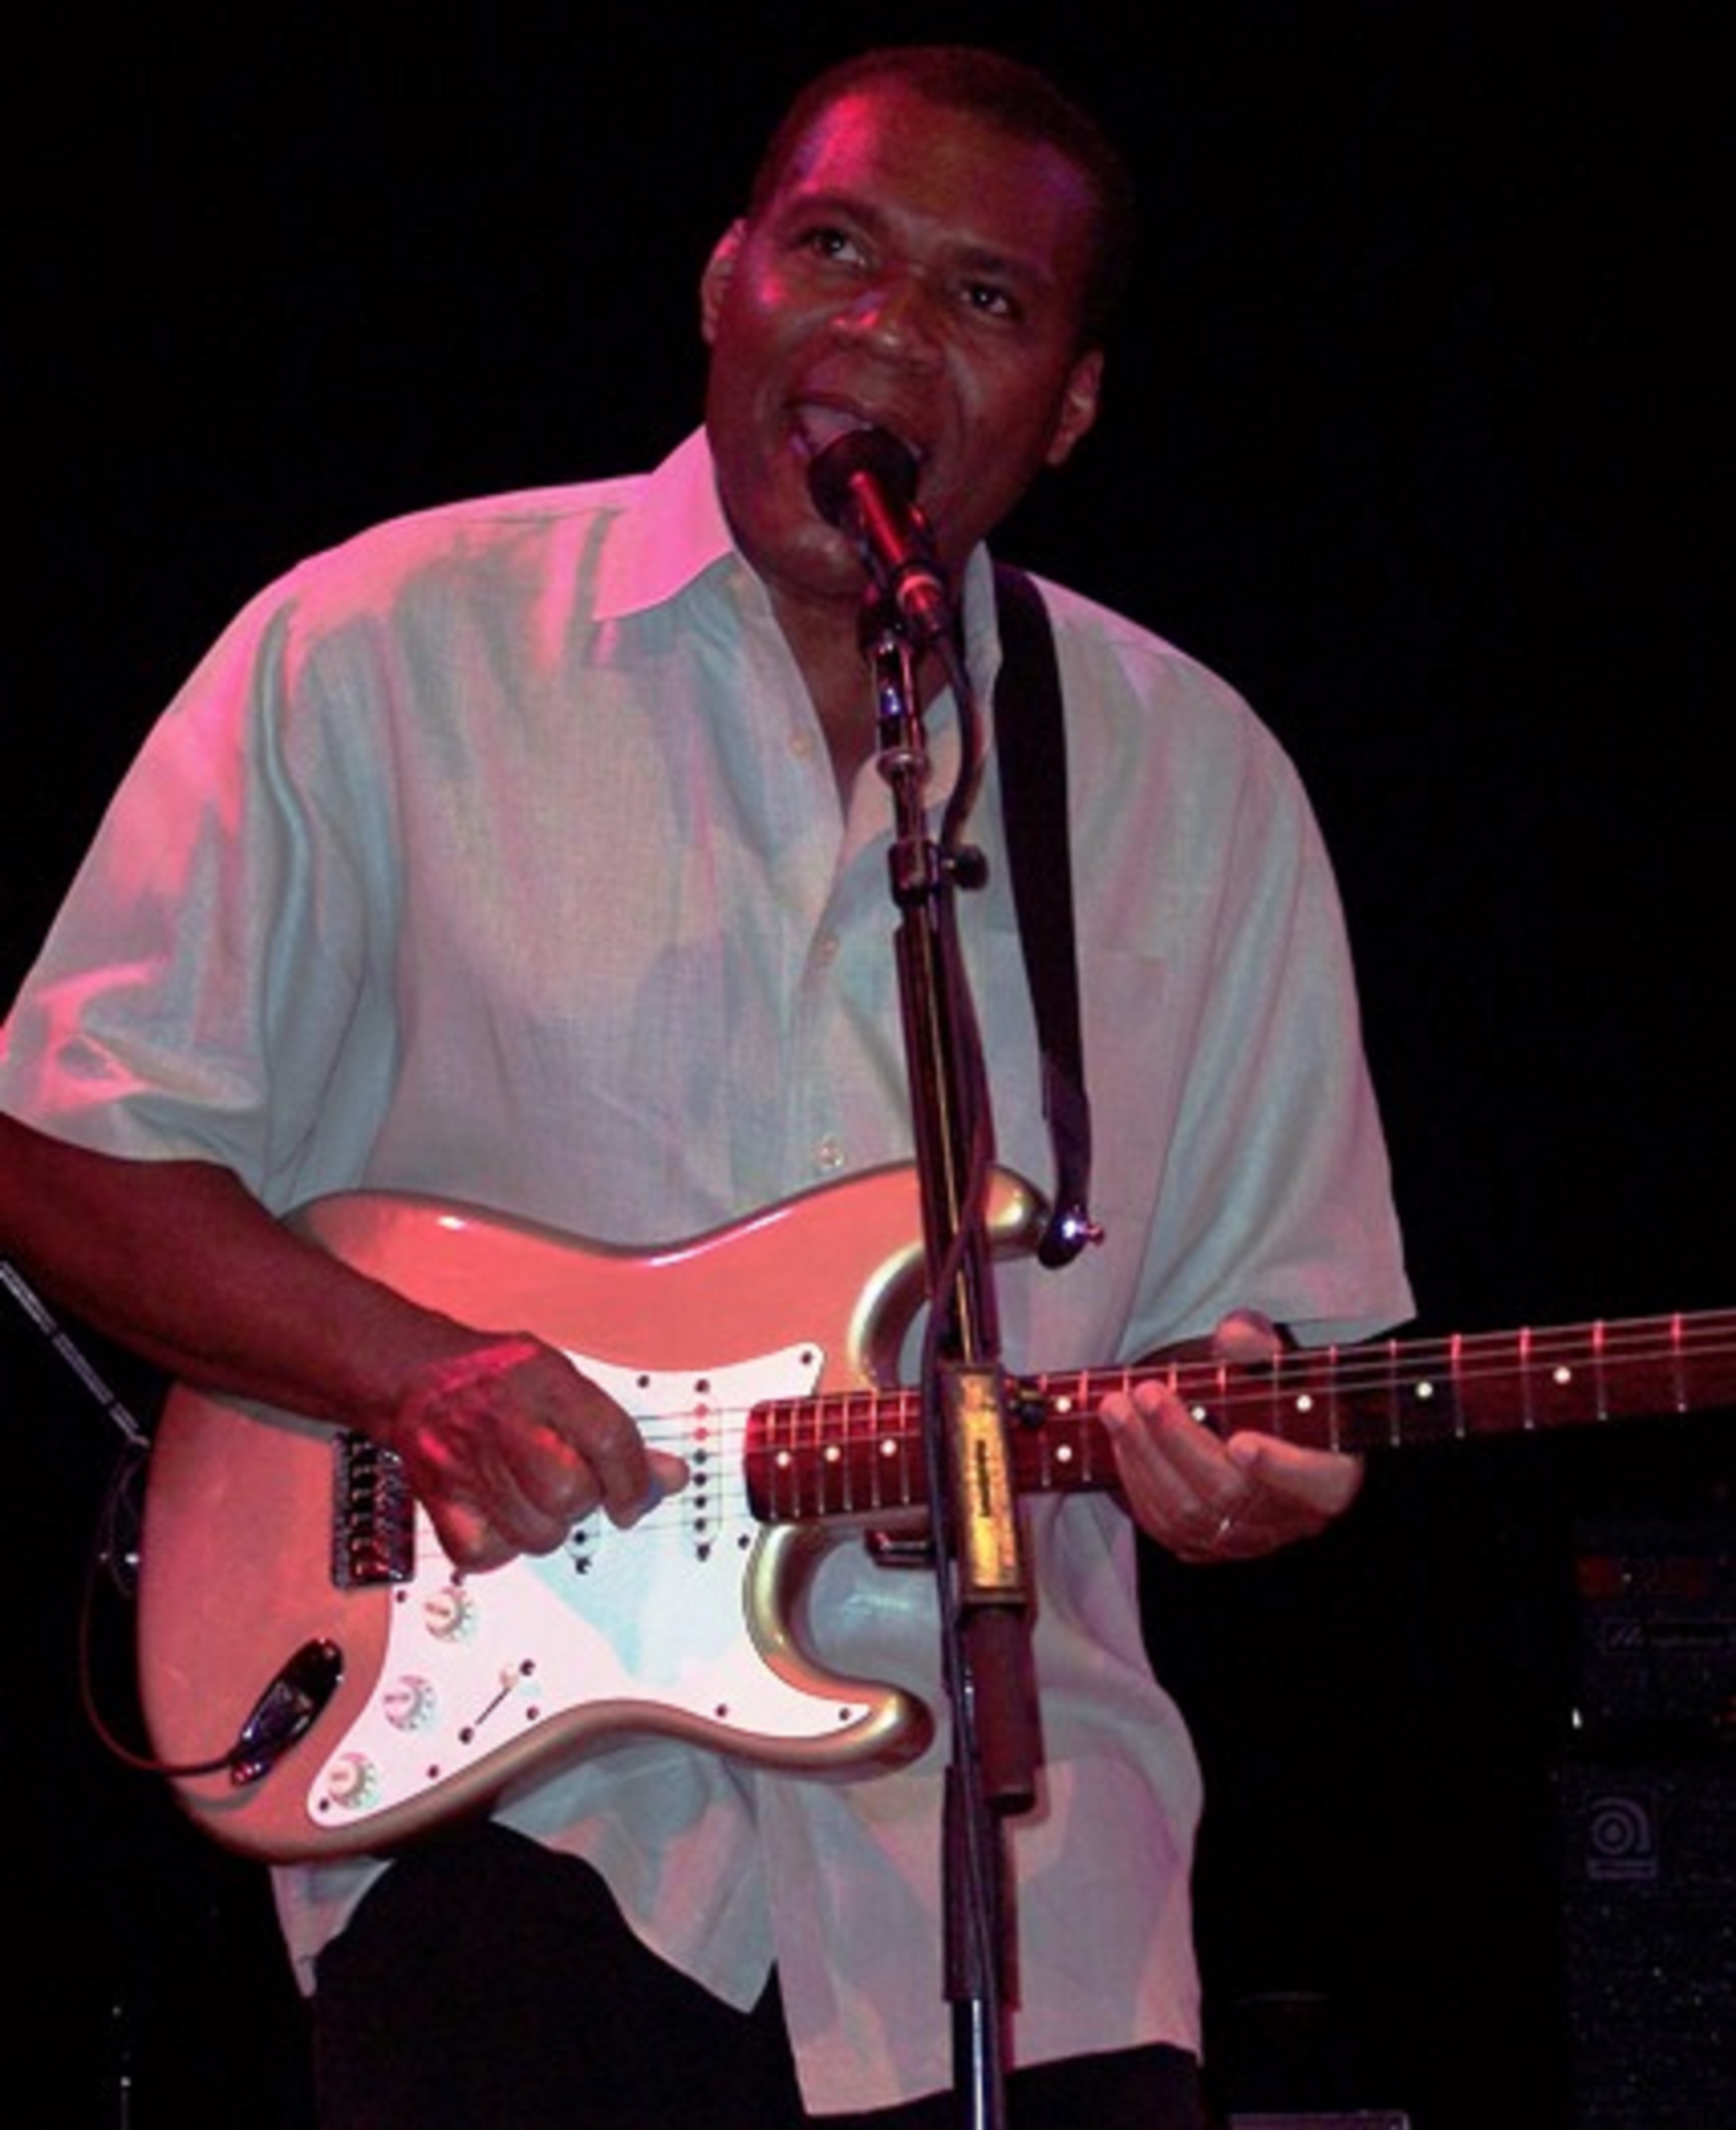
[135,1163,1735,1863]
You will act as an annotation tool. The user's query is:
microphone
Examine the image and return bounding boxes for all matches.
[807,428,954,646]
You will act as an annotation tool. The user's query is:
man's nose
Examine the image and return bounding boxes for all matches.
[831,272,944,364]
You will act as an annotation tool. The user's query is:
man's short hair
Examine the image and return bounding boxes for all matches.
[747,45,1139,351]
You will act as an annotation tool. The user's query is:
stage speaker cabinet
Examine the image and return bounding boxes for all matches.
[1571,1511,1736,1734]
[1555,1753,1736,2129]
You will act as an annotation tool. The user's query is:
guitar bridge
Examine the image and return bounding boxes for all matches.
[332,1433,415,1588]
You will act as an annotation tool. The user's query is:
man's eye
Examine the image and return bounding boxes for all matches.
[961,282,1020,322]
[801,226,866,266]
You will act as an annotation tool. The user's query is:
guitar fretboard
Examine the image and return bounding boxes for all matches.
[745,1311,1736,1524]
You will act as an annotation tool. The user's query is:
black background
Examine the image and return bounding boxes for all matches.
[6,7,1729,2126]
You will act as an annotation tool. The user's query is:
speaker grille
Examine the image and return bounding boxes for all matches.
[1556,1756,1736,2129]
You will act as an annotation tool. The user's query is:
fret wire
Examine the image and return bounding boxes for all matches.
[746,1313,1736,1526]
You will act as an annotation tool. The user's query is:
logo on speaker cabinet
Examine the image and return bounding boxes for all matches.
[1583,1790,1659,1884]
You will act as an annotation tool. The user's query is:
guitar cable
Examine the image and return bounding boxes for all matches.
[7,1256,342,1785]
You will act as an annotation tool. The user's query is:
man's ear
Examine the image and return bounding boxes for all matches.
[699,220,746,345]
[1045,349,1104,467]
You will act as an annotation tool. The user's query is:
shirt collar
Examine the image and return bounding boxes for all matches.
[594,428,736,620]
[597,426,1007,701]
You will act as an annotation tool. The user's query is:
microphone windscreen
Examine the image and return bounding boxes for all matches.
[807,427,919,527]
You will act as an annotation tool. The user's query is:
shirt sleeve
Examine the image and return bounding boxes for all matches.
[998,584,1414,1365]
[0,578,396,1210]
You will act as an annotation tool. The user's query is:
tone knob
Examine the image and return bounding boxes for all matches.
[323,1752,380,1811]
[381,1675,437,1731]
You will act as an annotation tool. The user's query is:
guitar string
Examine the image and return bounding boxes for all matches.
[628,1321,1736,1454]
[381,1316,1736,1566]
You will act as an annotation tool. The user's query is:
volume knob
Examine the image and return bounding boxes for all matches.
[423,1582,477,1641]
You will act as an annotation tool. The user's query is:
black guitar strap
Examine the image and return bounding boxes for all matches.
[991,563,1099,1267]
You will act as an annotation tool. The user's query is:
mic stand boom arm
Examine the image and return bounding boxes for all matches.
[861,593,1040,2130]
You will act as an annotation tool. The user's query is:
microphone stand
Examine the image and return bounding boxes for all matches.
[858,588,1040,2130]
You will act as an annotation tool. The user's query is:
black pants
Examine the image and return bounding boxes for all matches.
[312,1822,1205,2129]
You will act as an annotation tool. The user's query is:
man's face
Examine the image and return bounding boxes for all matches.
[700,84,1104,628]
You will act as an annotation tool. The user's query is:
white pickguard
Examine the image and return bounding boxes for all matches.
[302,1342,838,1836]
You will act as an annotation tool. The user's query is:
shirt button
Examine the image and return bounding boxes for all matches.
[790,729,816,759]
[815,932,840,966]
[815,1135,845,1174]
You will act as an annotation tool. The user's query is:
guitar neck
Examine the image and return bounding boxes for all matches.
[1129,1309,1736,1454]
[746,1310,1736,1524]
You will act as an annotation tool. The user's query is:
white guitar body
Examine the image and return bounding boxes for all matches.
[135,1160,1735,1864]
[136,1165,1045,1860]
